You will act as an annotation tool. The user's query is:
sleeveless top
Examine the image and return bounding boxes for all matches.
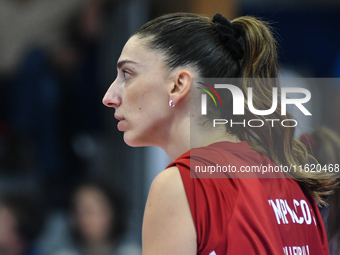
[167,141,329,255]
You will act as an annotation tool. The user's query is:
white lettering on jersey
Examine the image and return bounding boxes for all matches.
[268,199,314,225]
[283,245,310,255]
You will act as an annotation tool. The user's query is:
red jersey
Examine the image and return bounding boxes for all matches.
[167,141,329,255]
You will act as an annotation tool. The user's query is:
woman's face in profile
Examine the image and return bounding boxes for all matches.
[103,36,175,147]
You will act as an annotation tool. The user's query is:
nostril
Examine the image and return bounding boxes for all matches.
[102,96,110,107]
[102,94,121,108]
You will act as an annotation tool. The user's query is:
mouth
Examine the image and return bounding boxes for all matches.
[114,115,124,121]
[115,115,126,131]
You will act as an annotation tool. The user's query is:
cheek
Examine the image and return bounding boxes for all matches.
[123,74,170,123]
[124,86,145,109]
[125,88,153,115]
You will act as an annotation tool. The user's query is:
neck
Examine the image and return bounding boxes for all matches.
[162,114,240,161]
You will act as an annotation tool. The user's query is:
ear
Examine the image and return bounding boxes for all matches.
[169,69,192,105]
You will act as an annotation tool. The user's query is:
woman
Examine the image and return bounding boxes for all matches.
[103,13,336,254]
[54,180,141,255]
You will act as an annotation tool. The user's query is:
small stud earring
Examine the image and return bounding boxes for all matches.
[169,99,175,108]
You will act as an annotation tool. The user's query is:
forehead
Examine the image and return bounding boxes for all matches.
[118,35,166,69]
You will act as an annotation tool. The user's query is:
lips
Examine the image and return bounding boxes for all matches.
[114,115,124,121]
[115,115,126,131]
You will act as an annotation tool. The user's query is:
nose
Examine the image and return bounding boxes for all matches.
[102,80,121,108]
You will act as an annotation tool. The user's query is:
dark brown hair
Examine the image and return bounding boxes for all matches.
[133,12,337,204]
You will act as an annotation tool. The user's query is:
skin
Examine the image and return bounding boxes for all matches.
[103,35,240,255]
[74,187,114,247]
[0,206,25,255]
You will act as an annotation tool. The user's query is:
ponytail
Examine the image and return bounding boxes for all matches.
[232,17,278,78]
[232,16,337,205]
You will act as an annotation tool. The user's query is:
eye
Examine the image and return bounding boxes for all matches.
[123,70,131,80]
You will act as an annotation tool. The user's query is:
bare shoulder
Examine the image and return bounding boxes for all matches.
[148,166,186,202]
[142,166,197,255]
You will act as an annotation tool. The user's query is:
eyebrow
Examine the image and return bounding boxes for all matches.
[117,60,138,69]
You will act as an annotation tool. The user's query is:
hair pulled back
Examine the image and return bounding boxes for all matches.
[133,13,337,204]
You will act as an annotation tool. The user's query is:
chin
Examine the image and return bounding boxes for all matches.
[123,134,145,147]
[123,133,155,147]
